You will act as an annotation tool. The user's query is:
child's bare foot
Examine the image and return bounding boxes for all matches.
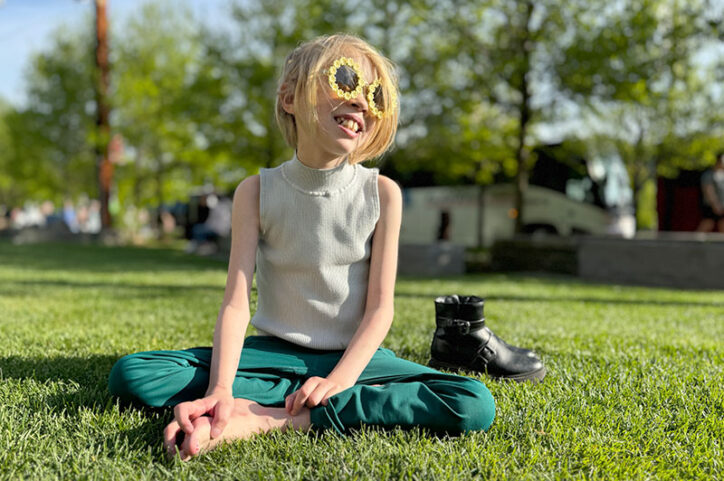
[171,398,311,461]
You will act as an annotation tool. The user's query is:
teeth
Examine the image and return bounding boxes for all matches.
[336,117,360,132]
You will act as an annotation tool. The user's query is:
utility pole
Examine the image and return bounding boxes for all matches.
[95,0,113,228]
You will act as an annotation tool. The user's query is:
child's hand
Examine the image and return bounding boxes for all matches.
[285,376,346,415]
[163,390,235,455]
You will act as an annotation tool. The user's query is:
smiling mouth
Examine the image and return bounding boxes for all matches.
[334,116,362,133]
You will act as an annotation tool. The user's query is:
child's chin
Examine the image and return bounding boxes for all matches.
[332,139,358,154]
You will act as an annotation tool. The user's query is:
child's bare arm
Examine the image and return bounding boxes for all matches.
[164,176,259,448]
[287,175,402,415]
[208,176,260,394]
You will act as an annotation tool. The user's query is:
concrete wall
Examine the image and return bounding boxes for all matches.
[578,236,724,290]
[398,243,466,276]
[490,237,578,275]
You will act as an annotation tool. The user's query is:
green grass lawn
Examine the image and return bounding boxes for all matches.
[0,241,722,480]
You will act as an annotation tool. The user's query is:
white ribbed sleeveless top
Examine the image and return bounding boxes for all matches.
[251,154,380,349]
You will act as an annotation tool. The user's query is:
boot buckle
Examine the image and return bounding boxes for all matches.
[457,320,471,335]
[439,317,472,335]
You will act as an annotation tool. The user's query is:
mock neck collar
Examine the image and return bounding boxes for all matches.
[281,153,357,197]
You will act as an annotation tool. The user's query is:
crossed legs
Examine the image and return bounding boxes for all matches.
[108,336,495,459]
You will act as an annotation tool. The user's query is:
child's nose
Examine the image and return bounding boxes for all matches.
[349,91,369,112]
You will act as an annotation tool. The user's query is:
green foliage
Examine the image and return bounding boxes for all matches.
[1,0,722,228]
[1,241,723,479]
[377,0,524,185]
[112,2,207,208]
[0,100,12,203]
[0,109,57,204]
[558,0,724,224]
[189,1,353,175]
[0,26,96,206]
[636,179,658,229]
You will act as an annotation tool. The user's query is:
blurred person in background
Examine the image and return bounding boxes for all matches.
[160,208,177,238]
[76,203,89,233]
[22,202,44,228]
[186,193,232,254]
[697,151,724,233]
[40,200,63,227]
[83,199,102,233]
[63,199,79,233]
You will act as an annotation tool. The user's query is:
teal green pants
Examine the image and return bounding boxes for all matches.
[108,336,495,435]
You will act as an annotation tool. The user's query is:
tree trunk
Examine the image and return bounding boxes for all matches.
[155,154,164,239]
[133,150,143,209]
[513,1,533,234]
[632,120,646,227]
[94,0,113,229]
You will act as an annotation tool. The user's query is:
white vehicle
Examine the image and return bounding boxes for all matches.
[400,183,612,248]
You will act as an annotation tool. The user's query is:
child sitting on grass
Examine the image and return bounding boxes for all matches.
[108,33,495,461]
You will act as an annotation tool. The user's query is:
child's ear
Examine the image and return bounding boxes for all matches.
[279,82,295,115]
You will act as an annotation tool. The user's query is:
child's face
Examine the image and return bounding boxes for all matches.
[298,53,379,163]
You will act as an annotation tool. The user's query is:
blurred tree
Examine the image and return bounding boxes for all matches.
[0,100,10,203]
[373,0,587,233]
[558,0,724,226]
[11,27,97,204]
[113,2,205,211]
[351,0,518,187]
[191,0,356,180]
[473,0,592,233]
[4,0,722,235]
[94,0,113,229]
[0,108,45,205]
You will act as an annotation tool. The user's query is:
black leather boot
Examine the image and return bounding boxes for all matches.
[429,295,546,383]
[458,295,539,359]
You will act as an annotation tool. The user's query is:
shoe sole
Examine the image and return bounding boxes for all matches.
[429,358,547,384]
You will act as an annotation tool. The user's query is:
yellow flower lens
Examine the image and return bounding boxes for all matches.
[326,57,395,119]
[367,79,386,119]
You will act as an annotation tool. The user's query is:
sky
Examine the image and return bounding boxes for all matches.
[1,0,721,122]
[0,0,233,107]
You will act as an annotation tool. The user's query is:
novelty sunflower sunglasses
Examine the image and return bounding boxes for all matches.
[325,57,396,120]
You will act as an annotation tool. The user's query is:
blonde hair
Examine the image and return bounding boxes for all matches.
[275,34,400,164]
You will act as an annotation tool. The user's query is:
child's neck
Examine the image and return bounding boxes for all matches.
[295,149,347,170]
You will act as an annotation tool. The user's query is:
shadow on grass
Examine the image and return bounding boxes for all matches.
[0,353,121,385]
[0,278,225,298]
[395,291,724,308]
[397,272,581,285]
[1,353,172,457]
[43,386,169,460]
[0,241,226,274]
